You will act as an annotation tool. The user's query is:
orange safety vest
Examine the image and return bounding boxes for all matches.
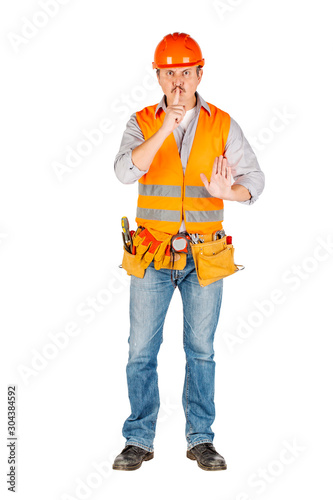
[135,102,231,234]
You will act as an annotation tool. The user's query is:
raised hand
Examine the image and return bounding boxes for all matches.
[200,155,232,199]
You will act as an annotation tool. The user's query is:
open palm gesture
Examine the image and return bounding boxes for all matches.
[200,155,232,199]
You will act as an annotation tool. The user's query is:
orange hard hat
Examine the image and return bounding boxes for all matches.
[152,32,205,69]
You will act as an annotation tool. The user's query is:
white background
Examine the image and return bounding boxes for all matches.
[1,0,332,499]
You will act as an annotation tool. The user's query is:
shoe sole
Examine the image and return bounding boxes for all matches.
[112,452,154,471]
[186,450,227,471]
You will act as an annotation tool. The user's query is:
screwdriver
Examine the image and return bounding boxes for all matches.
[121,217,132,253]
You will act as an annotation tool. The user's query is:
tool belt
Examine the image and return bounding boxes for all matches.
[121,223,244,285]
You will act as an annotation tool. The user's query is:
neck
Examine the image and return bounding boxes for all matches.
[184,94,197,111]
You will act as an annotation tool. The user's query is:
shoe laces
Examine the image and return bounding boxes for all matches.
[123,445,144,456]
[196,443,216,455]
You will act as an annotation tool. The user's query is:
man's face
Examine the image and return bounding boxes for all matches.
[156,66,203,110]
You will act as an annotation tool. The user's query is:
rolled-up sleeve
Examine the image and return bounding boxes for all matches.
[114,113,149,184]
[224,117,265,205]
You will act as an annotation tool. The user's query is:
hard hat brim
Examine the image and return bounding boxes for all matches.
[152,59,205,69]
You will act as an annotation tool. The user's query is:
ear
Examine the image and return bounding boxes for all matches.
[156,76,163,91]
[197,69,203,84]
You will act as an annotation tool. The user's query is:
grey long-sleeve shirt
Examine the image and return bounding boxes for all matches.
[114,92,265,228]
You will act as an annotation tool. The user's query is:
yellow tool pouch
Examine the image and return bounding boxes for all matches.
[190,236,244,287]
[159,252,187,271]
[121,247,146,278]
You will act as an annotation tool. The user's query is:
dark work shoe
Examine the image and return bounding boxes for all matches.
[187,443,227,471]
[112,445,154,471]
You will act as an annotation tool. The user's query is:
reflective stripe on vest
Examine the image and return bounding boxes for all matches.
[185,186,214,198]
[186,208,224,223]
[136,207,181,222]
[138,184,182,198]
[135,102,231,234]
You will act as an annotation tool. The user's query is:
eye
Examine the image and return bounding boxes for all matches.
[183,70,190,76]
[167,71,173,76]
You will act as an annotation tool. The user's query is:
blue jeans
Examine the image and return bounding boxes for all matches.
[122,249,223,452]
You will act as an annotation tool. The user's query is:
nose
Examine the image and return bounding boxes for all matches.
[173,76,183,87]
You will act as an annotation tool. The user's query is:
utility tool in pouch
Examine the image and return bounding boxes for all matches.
[190,232,244,287]
[121,216,133,254]
[120,219,145,278]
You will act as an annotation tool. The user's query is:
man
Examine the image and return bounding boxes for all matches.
[113,32,265,471]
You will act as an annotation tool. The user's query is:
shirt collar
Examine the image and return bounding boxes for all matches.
[155,91,211,117]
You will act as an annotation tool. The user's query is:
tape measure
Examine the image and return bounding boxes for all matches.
[171,233,191,253]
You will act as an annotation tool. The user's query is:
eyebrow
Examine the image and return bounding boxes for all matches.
[166,68,193,73]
